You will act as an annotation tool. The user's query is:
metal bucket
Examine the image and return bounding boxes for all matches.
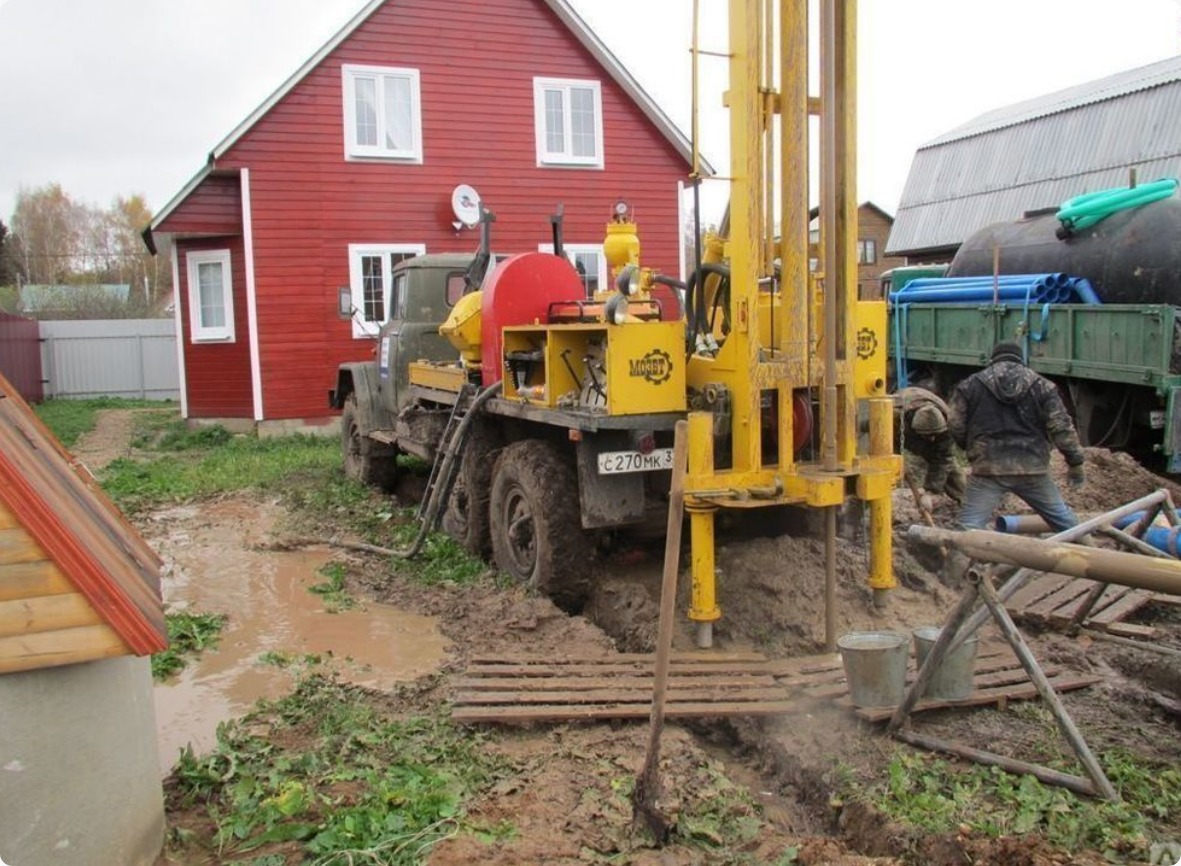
[912,626,979,701]
[837,631,909,708]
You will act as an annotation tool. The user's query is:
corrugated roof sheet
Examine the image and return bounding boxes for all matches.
[0,372,165,656]
[888,54,1181,256]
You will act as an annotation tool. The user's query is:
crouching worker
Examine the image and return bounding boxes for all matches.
[894,387,966,507]
[949,341,1085,532]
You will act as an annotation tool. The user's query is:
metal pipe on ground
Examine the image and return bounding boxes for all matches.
[908,525,1181,597]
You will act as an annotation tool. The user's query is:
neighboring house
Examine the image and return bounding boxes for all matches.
[808,202,905,299]
[0,371,166,864]
[888,54,1181,263]
[146,0,698,432]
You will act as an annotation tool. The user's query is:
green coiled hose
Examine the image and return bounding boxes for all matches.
[1056,177,1178,234]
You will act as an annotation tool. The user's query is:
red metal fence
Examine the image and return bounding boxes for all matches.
[0,311,43,403]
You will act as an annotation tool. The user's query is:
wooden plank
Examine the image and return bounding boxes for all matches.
[1048,584,1129,624]
[801,664,1057,701]
[454,673,780,692]
[1088,589,1158,625]
[452,699,798,724]
[464,660,782,678]
[1007,574,1073,609]
[0,624,128,674]
[0,561,74,601]
[1149,593,1181,607]
[454,686,790,706]
[0,592,104,637]
[845,673,1103,722]
[468,651,768,665]
[0,528,48,566]
[1103,622,1158,639]
[1024,579,1095,617]
[775,650,1021,689]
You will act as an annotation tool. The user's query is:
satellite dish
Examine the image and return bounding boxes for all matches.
[451,184,482,228]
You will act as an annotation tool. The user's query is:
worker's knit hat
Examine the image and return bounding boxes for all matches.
[990,341,1025,365]
[911,404,947,435]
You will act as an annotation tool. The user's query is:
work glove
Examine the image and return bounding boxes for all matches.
[1067,464,1086,490]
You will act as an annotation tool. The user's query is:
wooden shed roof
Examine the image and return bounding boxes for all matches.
[0,373,166,658]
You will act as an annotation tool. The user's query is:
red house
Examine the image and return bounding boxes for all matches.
[147,0,697,431]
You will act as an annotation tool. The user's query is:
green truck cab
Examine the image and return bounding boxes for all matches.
[328,253,475,488]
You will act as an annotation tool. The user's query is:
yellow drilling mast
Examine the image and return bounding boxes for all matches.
[679,0,900,647]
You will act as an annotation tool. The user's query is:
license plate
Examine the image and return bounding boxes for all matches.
[597,447,675,475]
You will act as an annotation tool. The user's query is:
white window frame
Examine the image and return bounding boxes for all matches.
[533,77,604,168]
[539,243,607,297]
[342,64,423,162]
[347,243,426,338]
[186,249,235,343]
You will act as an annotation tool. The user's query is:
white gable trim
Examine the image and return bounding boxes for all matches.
[151,0,706,231]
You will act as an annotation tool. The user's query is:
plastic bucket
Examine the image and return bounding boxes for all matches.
[912,626,979,701]
[837,631,909,708]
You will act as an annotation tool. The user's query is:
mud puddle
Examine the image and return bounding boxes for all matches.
[147,499,450,774]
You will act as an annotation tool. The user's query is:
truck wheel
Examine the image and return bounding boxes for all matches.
[341,393,398,491]
[489,440,590,608]
[442,424,501,557]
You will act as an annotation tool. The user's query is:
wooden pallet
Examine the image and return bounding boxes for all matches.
[452,651,793,724]
[1005,574,1162,637]
[451,646,1103,725]
[769,644,1102,722]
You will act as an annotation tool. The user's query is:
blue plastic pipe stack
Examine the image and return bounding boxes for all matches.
[887,273,1101,305]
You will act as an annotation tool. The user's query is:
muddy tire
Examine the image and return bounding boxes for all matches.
[489,440,590,608]
[341,393,398,492]
[441,422,501,557]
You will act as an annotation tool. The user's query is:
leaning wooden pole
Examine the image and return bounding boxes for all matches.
[632,420,689,844]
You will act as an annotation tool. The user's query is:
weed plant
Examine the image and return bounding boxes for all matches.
[153,611,228,680]
[168,676,508,864]
[862,749,1181,860]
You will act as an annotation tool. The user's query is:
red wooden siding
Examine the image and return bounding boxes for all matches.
[174,0,690,422]
[175,237,254,418]
[0,312,43,404]
[155,173,243,236]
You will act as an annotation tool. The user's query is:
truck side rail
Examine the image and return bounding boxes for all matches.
[890,302,1181,393]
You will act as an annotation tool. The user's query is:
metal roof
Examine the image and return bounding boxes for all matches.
[0,373,166,660]
[888,54,1181,257]
[152,0,707,232]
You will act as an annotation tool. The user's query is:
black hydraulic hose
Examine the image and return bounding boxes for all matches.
[652,274,688,319]
[395,380,504,560]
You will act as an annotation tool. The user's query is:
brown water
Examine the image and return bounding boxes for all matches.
[148,500,449,774]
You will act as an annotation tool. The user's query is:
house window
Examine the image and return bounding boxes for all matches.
[342,65,422,162]
[539,243,605,297]
[186,250,234,343]
[347,244,426,337]
[533,78,604,168]
[858,239,877,265]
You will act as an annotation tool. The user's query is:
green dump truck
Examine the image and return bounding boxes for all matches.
[885,196,1181,472]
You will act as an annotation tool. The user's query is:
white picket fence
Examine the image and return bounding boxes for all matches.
[39,319,180,401]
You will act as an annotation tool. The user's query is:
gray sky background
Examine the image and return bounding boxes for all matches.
[0,0,1178,228]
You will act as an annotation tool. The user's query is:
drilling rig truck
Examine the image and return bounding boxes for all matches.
[330,0,901,646]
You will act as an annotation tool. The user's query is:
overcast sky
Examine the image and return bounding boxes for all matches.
[0,0,1178,228]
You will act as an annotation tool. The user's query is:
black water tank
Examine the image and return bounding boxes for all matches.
[948,197,1181,305]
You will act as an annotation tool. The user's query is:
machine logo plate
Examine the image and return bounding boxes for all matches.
[856,327,878,360]
[629,349,673,385]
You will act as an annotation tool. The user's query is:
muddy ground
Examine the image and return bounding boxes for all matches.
[76,412,1181,865]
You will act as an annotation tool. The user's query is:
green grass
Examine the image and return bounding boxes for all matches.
[858,749,1181,861]
[101,434,341,514]
[168,676,508,864]
[308,562,357,612]
[33,396,170,447]
[153,611,229,680]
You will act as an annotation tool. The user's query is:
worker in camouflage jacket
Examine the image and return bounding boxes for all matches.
[894,386,966,505]
[948,341,1086,532]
